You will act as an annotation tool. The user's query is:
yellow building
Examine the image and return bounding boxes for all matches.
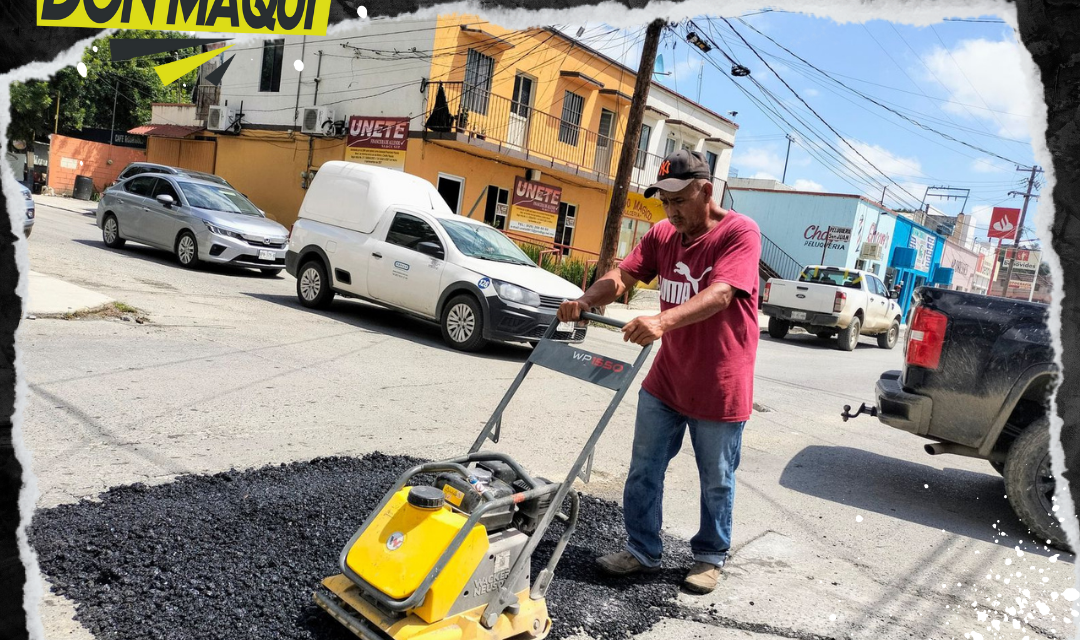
[148,15,737,266]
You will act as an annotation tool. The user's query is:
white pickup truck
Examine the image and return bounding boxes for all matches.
[762,265,903,351]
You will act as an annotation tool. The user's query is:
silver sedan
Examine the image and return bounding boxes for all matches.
[96,174,289,275]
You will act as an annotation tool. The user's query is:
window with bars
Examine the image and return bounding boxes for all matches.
[555,202,577,254]
[558,91,584,146]
[463,49,495,115]
[259,39,285,92]
[635,123,652,169]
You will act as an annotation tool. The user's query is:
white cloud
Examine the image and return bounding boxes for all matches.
[921,38,1034,140]
[792,179,825,192]
[733,146,786,178]
[838,140,928,205]
[970,156,1010,173]
[804,88,820,98]
[749,171,780,181]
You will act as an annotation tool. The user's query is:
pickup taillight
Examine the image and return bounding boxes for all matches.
[906,306,948,370]
[833,290,846,313]
[763,282,771,303]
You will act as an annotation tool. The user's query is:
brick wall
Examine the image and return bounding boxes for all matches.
[47,134,146,196]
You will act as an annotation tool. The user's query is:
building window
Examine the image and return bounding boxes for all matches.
[681,142,693,152]
[635,123,652,169]
[705,150,718,176]
[558,91,584,146]
[463,49,495,115]
[618,217,651,259]
[484,185,509,229]
[437,174,465,214]
[663,137,676,156]
[259,39,285,92]
[555,202,576,255]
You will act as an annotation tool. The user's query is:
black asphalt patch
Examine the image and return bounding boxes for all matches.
[30,454,698,640]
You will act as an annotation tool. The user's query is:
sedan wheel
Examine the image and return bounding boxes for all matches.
[176,232,199,268]
[102,215,126,248]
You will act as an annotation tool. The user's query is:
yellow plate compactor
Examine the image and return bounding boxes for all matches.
[314,313,652,640]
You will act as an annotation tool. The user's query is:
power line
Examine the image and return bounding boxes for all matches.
[734,17,1029,166]
[720,17,925,207]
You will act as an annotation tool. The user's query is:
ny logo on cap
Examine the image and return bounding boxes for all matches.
[659,160,671,177]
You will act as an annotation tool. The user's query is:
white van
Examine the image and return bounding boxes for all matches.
[285,161,587,351]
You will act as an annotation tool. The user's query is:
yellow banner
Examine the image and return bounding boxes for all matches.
[345,147,406,171]
[507,205,558,239]
[620,191,665,224]
[37,0,332,35]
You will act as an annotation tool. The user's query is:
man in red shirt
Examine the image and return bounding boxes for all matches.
[558,149,761,594]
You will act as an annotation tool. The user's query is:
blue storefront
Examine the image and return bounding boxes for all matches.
[884,215,948,318]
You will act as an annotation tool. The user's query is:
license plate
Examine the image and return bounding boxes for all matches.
[790,311,807,321]
[557,321,574,333]
[258,249,275,261]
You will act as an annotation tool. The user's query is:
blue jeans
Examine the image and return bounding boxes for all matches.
[624,388,745,568]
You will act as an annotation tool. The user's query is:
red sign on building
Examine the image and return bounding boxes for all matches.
[988,207,1021,240]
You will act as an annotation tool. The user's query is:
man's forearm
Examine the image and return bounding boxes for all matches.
[658,284,733,332]
[579,268,628,308]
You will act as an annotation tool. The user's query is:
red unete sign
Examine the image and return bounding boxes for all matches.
[988,207,1021,240]
[347,116,409,151]
[512,176,562,215]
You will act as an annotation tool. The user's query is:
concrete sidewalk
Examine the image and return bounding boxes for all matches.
[23,271,113,316]
[33,193,98,216]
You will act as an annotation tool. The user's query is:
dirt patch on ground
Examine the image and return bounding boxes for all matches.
[37,301,149,324]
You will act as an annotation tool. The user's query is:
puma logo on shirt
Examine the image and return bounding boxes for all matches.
[659,262,714,304]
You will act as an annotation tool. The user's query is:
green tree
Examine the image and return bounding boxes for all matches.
[7,30,202,148]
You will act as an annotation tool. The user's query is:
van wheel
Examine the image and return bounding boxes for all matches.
[441,294,487,352]
[837,316,861,351]
[102,214,126,248]
[877,318,900,349]
[767,317,789,339]
[297,260,335,309]
[1004,418,1071,552]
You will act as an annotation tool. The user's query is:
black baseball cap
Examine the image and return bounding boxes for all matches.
[644,149,712,198]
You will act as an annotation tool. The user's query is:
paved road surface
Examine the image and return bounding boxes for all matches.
[18,200,1078,640]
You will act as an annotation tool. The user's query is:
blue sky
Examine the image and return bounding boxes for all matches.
[572,10,1043,247]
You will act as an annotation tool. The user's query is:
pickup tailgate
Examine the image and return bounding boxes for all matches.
[767,280,837,314]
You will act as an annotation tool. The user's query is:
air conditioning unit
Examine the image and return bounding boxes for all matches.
[301,106,335,135]
[207,105,236,132]
[859,243,884,261]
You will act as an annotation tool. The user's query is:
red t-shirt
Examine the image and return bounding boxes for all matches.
[619,211,762,422]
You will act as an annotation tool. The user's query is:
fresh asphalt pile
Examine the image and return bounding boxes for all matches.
[30,453,696,640]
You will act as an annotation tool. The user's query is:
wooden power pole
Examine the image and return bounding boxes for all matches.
[595,18,665,281]
[1000,165,1042,297]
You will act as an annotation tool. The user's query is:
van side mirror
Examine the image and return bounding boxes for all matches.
[416,241,444,260]
[156,194,175,207]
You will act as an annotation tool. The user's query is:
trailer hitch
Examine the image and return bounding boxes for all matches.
[841,403,877,422]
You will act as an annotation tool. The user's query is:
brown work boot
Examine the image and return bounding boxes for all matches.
[683,561,722,594]
[596,550,660,576]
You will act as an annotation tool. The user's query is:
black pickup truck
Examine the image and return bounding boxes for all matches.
[846,287,1068,550]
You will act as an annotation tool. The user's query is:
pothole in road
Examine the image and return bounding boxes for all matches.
[30,453,725,640]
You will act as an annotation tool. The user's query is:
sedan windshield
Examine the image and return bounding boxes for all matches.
[179,182,262,216]
[438,219,534,265]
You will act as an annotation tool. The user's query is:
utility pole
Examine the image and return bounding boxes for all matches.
[781,133,794,184]
[595,18,664,283]
[54,92,61,134]
[110,80,119,146]
[1000,165,1042,298]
